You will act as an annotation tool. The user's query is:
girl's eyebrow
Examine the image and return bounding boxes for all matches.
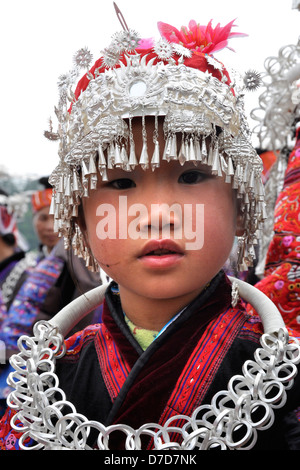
[106,172,137,181]
[177,162,213,173]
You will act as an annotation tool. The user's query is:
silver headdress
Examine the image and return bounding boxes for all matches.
[48,17,265,272]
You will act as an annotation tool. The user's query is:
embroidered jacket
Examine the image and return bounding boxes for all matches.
[1,272,300,450]
[247,134,300,332]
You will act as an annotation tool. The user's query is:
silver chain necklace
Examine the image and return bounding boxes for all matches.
[6,278,300,450]
[1,251,39,304]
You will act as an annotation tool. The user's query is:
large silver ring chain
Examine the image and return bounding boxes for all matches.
[6,321,300,450]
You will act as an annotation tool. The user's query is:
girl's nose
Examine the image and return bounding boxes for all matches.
[138,201,183,239]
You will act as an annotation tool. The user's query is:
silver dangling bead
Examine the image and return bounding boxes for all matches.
[88,154,97,174]
[81,160,89,178]
[151,113,161,168]
[189,137,196,163]
[140,115,149,169]
[207,144,214,166]
[64,175,71,197]
[255,176,265,199]
[151,140,160,170]
[72,204,78,217]
[243,161,250,184]
[232,164,240,190]
[98,144,107,169]
[184,138,190,161]
[49,192,55,215]
[195,137,202,162]
[114,143,123,167]
[121,145,129,169]
[53,218,59,233]
[72,169,80,193]
[100,167,108,181]
[227,157,235,176]
[90,174,98,190]
[128,116,137,170]
[231,280,240,307]
[201,137,208,164]
[178,136,186,166]
[82,177,89,197]
[139,141,149,169]
[129,141,138,169]
[55,192,62,204]
[162,136,171,162]
[58,175,64,193]
[54,201,60,218]
[169,134,177,159]
[211,145,222,177]
[107,142,115,169]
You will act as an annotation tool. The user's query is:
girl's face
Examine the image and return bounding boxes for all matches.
[33,206,59,252]
[82,118,239,320]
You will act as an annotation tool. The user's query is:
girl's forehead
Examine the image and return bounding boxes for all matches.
[104,159,213,179]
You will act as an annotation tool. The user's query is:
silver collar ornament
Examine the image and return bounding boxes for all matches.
[6,277,300,450]
[47,21,266,273]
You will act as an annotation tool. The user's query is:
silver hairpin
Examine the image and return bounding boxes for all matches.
[113,2,129,31]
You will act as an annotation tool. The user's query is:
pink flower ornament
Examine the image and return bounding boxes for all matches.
[157,19,247,55]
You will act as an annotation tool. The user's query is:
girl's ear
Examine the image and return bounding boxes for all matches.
[235,201,246,237]
[235,212,246,237]
[74,203,89,244]
[75,203,86,231]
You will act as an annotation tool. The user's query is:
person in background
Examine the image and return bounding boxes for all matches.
[0,185,102,416]
[1,175,101,348]
[31,177,60,257]
[1,177,60,313]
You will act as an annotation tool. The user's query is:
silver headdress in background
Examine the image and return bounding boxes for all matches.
[251,32,300,277]
[0,193,29,228]
[251,38,300,151]
[47,15,265,272]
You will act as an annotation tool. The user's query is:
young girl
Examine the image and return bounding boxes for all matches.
[1,15,300,451]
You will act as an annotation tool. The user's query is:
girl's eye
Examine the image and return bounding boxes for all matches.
[178,170,207,185]
[110,178,136,189]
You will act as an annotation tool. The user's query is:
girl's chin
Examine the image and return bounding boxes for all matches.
[119,281,205,303]
[137,252,184,269]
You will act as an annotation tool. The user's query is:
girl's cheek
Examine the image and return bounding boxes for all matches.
[89,236,124,268]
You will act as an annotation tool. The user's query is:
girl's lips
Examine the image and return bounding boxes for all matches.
[138,239,184,268]
[139,239,184,256]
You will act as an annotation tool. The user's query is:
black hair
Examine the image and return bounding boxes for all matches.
[38,176,52,189]
[0,188,8,197]
[1,233,16,246]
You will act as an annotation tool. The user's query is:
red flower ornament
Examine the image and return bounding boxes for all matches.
[157,19,247,55]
